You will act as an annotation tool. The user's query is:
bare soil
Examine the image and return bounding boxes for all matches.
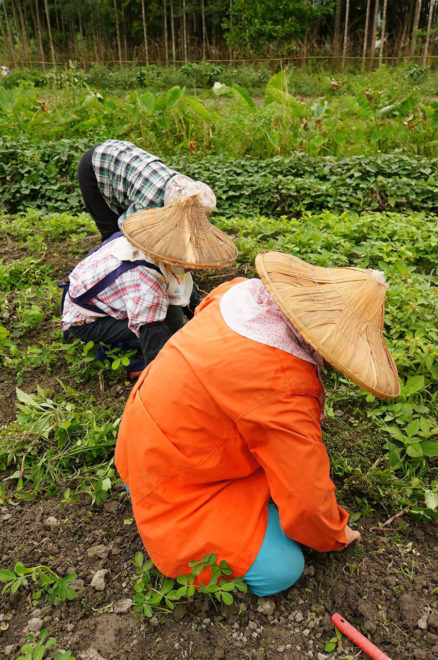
[1,235,438,660]
[0,496,437,659]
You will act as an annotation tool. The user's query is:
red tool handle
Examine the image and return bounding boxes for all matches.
[331,613,392,660]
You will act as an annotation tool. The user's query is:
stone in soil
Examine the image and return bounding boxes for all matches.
[90,569,109,591]
[87,544,109,560]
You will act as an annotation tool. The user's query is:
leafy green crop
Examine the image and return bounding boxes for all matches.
[0,139,436,217]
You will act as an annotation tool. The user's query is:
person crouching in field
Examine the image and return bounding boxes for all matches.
[61,195,237,379]
[115,250,400,596]
[78,139,216,242]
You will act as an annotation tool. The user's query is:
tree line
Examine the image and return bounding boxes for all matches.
[0,0,436,68]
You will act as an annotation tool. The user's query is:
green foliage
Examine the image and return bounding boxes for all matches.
[15,629,75,660]
[0,384,122,502]
[0,258,52,292]
[132,552,247,617]
[225,0,335,56]
[0,562,77,605]
[0,64,273,95]
[1,139,437,217]
[2,209,96,241]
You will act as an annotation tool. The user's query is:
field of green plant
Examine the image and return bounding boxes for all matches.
[0,64,437,658]
[1,65,437,161]
[1,207,437,519]
[0,63,437,519]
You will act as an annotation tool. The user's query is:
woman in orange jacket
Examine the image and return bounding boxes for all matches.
[115,250,399,596]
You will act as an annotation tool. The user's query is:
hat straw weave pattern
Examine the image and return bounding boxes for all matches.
[122,194,237,270]
[255,250,400,399]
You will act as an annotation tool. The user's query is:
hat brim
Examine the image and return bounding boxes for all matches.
[121,196,237,270]
[255,251,400,400]
[122,222,237,270]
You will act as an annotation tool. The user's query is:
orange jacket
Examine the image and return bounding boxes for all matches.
[115,279,349,578]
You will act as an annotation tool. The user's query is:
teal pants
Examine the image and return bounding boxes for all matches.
[124,487,304,596]
[244,504,304,596]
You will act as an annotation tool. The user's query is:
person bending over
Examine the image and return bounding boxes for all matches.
[78,139,216,242]
[115,250,400,595]
[61,195,237,378]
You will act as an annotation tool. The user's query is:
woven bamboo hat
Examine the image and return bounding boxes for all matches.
[121,194,237,270]
[255,250,400,400]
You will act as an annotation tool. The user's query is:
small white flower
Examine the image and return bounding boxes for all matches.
[212,81,228,96]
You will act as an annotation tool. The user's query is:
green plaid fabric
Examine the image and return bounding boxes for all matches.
[92,140,178,227]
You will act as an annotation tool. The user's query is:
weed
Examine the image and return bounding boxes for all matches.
[132,552,247,617]
[324,627,343,653]
[0,562,77,605]
[16,629,75,660]
[0,384,122,502]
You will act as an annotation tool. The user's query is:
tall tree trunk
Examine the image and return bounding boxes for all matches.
[229,0,233,62]
[43,0,56,66]
[182,0,187,62]
[397,13,408,63]
[35,0,46,68]
[0,15,8,63]
[362,0,372,70]
[379,0,388,66]
[121,1,128,61]
[423,0,435,65]
[164,0,169,65]
[333,0,342,57]
[113,0,122,64]
[17,0,30,63]
[341,0,350,71]
[170,0,176,64]
[141,0,149,65]
[370,0,380,70]
[410,0,422,56]
[10,0,24,64]
[201,0,207,59]
[2,0,17,66]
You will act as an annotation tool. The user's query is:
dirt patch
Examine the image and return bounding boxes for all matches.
[0,495,437,659]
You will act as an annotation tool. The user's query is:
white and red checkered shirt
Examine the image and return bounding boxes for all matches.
[62,240,169,336]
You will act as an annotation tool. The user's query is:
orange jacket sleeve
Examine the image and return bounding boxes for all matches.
[237,391,349,552]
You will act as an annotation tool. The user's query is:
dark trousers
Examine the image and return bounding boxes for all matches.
[77,147,201,317]
[69,306,185,365]
[78,147,120,241]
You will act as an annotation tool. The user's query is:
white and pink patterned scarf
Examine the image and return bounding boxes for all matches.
[220,279,326,420]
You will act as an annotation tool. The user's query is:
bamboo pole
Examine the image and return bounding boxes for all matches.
[2,0,17,66]
[362,0,372,71]
[333,0,342,58]
[341,0,350,71]
[170,0,176,65]
[113,0,122,65]
[423,0,435,65]
[43,0,56,66]
[201,0,207,60]
[410,0,422,56]
[141,0,149,65]
[34,0,46,69]
[370,0,380,70]
[164,0,169,66]
[182,0,187,63]
[379,0,388,66]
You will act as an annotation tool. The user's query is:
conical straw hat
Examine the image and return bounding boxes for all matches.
[255,250,400,400]
[121,194,237,270]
